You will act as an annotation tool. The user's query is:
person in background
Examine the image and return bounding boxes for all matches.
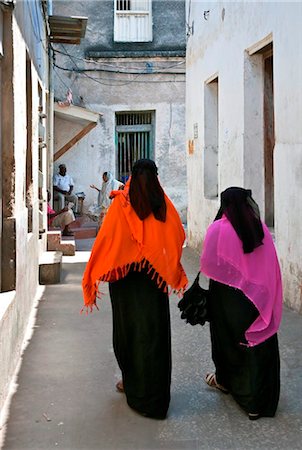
[82,159,187,419]
[53,164,78,213]
[90,171,124,226]
[47,190,75,237]
[200,187,282,420]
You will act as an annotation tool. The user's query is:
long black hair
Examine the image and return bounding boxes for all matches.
[215,187,264,254]
[129,159,167,222]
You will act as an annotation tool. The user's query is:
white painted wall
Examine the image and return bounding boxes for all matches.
[0,14,48,418]
[186,1,302,311]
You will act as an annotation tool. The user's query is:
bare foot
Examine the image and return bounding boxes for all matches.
[116,380,124,393]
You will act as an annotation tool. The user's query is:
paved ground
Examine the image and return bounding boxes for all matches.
[1,240,302,450]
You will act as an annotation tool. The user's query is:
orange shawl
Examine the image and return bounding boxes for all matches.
[82,186,188,311]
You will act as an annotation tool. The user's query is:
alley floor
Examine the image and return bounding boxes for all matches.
[1,240,302,450]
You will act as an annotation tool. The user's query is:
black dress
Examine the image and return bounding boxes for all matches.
[209,280,280,417]
[109,267,171,419]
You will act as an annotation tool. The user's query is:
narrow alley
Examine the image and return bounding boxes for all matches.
[0,1,301,449]
[1,240,302,450]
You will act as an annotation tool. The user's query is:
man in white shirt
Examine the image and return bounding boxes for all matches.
[53,164,78,213]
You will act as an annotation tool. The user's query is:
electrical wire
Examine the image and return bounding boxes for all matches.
[54,62,185,75]
[51,30,185,88]
[52,46,185,72]
[53,62,185,85]
[54,62,146,86]
[54,66,95,109]
[54,45,185,75]
[57,44,151,87]
[53,66,70,91]
[75,72,185,85]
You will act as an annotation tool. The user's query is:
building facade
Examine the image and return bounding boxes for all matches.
[0,0,50,418]
[52,0,187,220]
[186,2,302,311]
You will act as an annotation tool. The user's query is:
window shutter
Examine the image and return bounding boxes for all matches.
[114,0,152,42]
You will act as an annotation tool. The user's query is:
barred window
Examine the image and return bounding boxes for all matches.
[116,112,154,183]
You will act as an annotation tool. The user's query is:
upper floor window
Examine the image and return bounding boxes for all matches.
[114,0,152,42]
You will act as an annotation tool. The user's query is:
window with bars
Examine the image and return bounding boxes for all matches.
[114,0,152,42]
[116,0,149,11]
[116,112,154,183]
[116,112,152,126]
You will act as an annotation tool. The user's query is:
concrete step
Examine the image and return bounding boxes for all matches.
[47,230,61,249]
[47,230,76,256]
[69,217,98,240]
[66,227,97,239]
[57,239,76,256]
[39,251,63,285]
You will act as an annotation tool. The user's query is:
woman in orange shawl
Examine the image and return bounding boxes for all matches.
[82,159,187,419]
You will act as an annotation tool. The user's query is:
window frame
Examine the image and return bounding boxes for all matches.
[114,0,153,43]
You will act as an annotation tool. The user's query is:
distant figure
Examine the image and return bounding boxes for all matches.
[53,164,78,213]
[83,159,188,419]
[47,191,75,237]
[90,171,124,226]
[200,187,282,420]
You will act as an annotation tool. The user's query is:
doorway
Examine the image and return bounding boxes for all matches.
[244,39,275,228]
[115,111,154,183]
[263,52,274,227]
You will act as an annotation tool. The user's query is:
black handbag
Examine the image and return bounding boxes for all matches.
[177,272,209,326]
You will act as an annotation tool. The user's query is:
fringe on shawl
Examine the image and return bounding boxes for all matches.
[82,258,187,313]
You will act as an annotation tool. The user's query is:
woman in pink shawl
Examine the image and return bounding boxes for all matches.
[200,187,282,420]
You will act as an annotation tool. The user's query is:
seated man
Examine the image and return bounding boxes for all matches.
[53,164,78,213]
[47,191,75,237]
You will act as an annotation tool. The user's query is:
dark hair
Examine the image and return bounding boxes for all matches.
[215,187,264,253]
[129,159,167,222]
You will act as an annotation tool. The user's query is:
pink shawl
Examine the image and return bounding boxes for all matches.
[200,216,282,347]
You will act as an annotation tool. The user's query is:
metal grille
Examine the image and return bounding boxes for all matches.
[116,0,131,11]
[116,0,149,11]
[116,111,153,182]
[117,131,150,183]
[116,112,152,125]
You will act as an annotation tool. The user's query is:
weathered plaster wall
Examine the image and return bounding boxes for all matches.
[52,0,187,219]
[0,5,48,417]
[53,0,186,54]
[53,94,187,220]
[186,1,302,311]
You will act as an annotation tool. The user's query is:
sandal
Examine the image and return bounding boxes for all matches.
[205,373,229,394]
[116,380,124,393]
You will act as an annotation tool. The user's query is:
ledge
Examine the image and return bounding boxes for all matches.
[86,50,186,59]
